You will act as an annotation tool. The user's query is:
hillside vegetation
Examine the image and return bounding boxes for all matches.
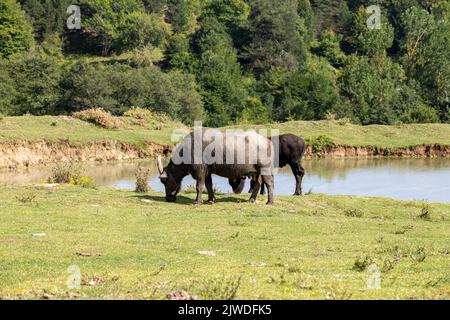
[0,185,448,299]
[1,115,449,149]
[0,0,449,126]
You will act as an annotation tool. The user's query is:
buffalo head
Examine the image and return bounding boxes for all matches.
[228,177,246,194]
[157,155,181,202]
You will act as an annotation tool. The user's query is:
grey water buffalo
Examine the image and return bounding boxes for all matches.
[229,133,306,195]
[157,128,275,205]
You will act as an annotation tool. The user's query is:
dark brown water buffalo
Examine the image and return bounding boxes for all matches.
[157,128,275,205]
[229,133,306,195]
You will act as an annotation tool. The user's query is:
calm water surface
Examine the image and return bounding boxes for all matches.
[0,158,449,203]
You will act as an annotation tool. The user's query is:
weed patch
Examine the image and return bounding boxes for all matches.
[345,208,364,218]
[198,275,241,300]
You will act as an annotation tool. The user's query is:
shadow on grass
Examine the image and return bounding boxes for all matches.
[131,194,253,205]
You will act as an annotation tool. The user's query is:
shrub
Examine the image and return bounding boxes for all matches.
[70,176,95,188]
[410,246,426,263]
[344,208,364,218]
[352,256,374,272]
[124,107,175,129]
[135,166,150,193]
[418,203,432,220]
[124,107,154,120]
[308,135,334,153]
[73,108,122,129]
[48,162,81,184]
[199,275,241,300]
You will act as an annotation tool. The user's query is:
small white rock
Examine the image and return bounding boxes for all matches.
[197,251,216,257]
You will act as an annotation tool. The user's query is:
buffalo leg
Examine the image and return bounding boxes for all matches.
[194,177,205,205]
[262,175,274,205]
[249,176,265,195]
[205,174,216,204]
[249,176,261,203]
[248,178,255,194]
[290,161,305,195]
[260,179,266,195]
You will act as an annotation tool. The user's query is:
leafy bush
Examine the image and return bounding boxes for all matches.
[307,135,334,153]
[48,162,81,184]
[70,176,95,188]
[73,108,122,129]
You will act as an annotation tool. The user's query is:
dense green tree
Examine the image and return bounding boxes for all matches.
[8,47,63,115]
[0,59,15,114]
[73,0,145,55]
[164,33,195,71]
[0,0,448,125]
[61,61,203,123]
[338,53,437,124]
[0,0,35,58]
[310,0,352,35]
[205,0,249,32]
[19,0,72,41]
[115,11,172,53]
[241,0,308,76]
[193,16,249,126]
[351,6,395,56]
[165,0,202,34]
[401,3,450,121]
[311,30,347,68]
[273,58,342,121]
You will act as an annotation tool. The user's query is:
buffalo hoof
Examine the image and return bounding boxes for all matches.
[193,201,203,205]
[266,201,273,205]
[248,198,256,203]
[293,192,302,196]
[207,199,216,204]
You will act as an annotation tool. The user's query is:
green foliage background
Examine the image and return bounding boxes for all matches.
[0,0,448,125]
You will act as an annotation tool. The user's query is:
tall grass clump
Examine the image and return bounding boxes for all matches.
[135,166,150,193]
[199,275,241,300]
[48,162,81,183]
[418,203,432,220]
[124,107,174,129]
[73,108,122,129]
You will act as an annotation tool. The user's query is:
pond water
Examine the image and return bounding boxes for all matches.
[1,158,449,203]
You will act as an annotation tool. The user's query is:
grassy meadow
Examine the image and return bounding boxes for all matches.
[1,115,450,148]
[0,184,448,300]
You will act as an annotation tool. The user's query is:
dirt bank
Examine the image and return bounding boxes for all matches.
[0,140,169,169]
[304,144,450,158]
[0,140,449,169]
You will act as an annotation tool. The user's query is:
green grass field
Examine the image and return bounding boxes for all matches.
[1,115,450,148]
[0,185,448,300]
